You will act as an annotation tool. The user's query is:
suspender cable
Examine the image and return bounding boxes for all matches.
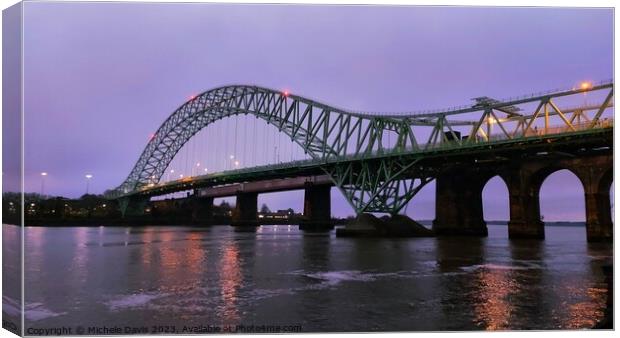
[252,116,257,166]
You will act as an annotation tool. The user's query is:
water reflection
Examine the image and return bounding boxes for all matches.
[561,243,608,329]
[17,225,612,331]
[436,237,486,329]
[219,238,242,325]
[471,263,514,330]
[506,240,546,329]
[26,227,45,275]
[139,228,155,267]
[71,227,89,284]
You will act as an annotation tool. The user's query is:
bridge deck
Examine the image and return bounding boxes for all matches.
[121,125,612,199]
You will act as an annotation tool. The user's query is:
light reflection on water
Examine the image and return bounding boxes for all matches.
[219,238,241,325]
[5,224,612,332]
[472,267,513,330]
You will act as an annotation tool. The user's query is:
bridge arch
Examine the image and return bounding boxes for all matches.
[118,86,335,193]
[481,174,510,229]
[538,168,586,223]
[504,155,612,242]
[116,85,422,195]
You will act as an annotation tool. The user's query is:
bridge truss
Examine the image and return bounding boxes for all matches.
[112,81,614,215]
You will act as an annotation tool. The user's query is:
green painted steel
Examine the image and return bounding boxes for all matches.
[111,81,614,214]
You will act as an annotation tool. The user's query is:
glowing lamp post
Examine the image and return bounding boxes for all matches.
[85,174,93,195]
[580,81,593,90]
[40,172,47,196]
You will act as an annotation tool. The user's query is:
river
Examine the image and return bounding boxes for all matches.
[2,223,612,333]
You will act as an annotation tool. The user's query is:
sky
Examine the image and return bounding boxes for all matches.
[9,2,614,220]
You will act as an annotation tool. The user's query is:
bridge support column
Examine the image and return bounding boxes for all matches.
[191,196,214,225]
[299,185,333,231]
[432,171,488,236]
[232,192,258,226]
[585,191,612,242]
[505,167,545,239]
[575,162,613,242]
[119,196,150,218]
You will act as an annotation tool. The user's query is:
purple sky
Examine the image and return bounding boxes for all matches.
[15,3,613,220]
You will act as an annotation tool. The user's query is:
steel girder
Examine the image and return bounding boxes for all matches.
[324,158,433,214]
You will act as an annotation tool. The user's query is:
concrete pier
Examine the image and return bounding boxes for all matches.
[191,196,214,224]
[232,192,258,226]
[299,184,333,231]
[432,170,488,237]
[504,166,545,239]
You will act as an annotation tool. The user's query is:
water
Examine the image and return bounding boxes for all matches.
[3,223,613,333]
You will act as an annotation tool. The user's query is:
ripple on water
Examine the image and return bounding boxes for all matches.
[105,292,168,311]
[3,296,21,317]
[25,302,67,321]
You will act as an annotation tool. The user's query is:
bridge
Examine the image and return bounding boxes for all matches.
[109,80,614,241]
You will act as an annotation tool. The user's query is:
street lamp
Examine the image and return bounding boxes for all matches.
[580,81,593,90]
[168,169,175,181]
[40,172,48,196]
[85,174,93,195]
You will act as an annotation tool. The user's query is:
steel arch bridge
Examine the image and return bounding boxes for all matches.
[111,81,614,215]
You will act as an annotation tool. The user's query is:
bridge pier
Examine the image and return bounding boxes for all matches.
[576,160,613,242]
[432,170,488,236]
[504,167,545,240]
[585,191,613,242]
[191,196,214,224]
[119,196,150,218]
[299,184,333,231]
[232,192,258,226]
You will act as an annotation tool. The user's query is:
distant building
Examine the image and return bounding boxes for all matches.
[258,208,297,220]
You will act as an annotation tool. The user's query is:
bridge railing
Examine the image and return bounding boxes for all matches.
[422,118,613,151]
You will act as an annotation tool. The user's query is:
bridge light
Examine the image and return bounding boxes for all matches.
[149,133,155,140]
[229,155,234,159]
[189,94,196,100]
[170,169,174,173]
[283,90,290,97]
[580,81,593,90]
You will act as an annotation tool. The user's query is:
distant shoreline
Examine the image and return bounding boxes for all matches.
[3,220,588,228]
